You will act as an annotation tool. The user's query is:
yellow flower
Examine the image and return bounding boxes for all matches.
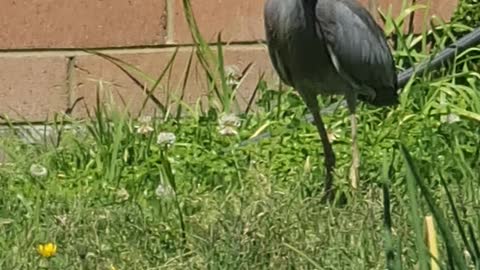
[37,243,57,258]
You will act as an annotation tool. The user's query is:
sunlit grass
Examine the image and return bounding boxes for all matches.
[1,69,479,268]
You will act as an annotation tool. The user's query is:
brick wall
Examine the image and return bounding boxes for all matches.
[0,0,457,122]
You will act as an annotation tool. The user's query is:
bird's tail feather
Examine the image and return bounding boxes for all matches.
[358,88,399,107]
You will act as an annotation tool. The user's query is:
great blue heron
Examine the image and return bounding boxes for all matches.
[264,0,398,199]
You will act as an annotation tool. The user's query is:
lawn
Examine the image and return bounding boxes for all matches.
[1,1,480,269]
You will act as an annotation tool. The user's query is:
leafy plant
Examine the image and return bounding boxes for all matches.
[452,0,480,29]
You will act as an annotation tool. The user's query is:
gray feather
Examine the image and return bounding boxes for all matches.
[264,0,398,106]
[315,0,397,102]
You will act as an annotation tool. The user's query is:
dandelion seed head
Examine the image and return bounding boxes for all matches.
[30,164,48,178]
[157,132,176,147]
[155,183,174,198]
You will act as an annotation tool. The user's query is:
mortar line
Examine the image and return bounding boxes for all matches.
[0,42,268,58]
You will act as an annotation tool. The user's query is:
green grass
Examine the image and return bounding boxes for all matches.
[1,1,480,269]
[1,76,479,268]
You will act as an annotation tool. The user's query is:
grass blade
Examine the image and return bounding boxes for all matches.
[282,242,322,269]
[400,143,468,270]
[400,144,429,270]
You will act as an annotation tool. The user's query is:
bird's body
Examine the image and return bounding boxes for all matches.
[264,0,398,197]
[265,0,349,96]
[265,0,398,104]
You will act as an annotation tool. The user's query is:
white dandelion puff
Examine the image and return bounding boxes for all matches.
[30,164,48,178]
[157,132,176,147]
[155,183,174,198]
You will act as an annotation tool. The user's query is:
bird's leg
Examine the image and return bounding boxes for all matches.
[303,96,336,201]
[349,113,360,189]
[346,96,360,189]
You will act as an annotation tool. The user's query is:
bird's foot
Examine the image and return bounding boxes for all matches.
[321,183,336,203]
[321,182,348,206]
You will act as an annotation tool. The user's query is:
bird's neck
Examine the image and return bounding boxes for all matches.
[267,0,317,39]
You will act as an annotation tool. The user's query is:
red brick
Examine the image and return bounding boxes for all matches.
[0,0,166,49]
[72,45,276,118]
[172,0,265,44]
[404,0,457,31]
[172,0,457,45]
[359,0,458,32]
[0,55,69,122]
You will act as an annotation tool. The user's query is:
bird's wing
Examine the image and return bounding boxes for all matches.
[315,0,397,95]
[265,35,295,87]
[264,1,294,87]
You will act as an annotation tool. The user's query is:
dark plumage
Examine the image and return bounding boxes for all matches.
[264,0,398,198]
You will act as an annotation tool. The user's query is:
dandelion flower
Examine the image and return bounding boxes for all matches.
[30,164,48,178]
[157,132,176,147]
[136,115,154,135]
[37,243,57,258]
